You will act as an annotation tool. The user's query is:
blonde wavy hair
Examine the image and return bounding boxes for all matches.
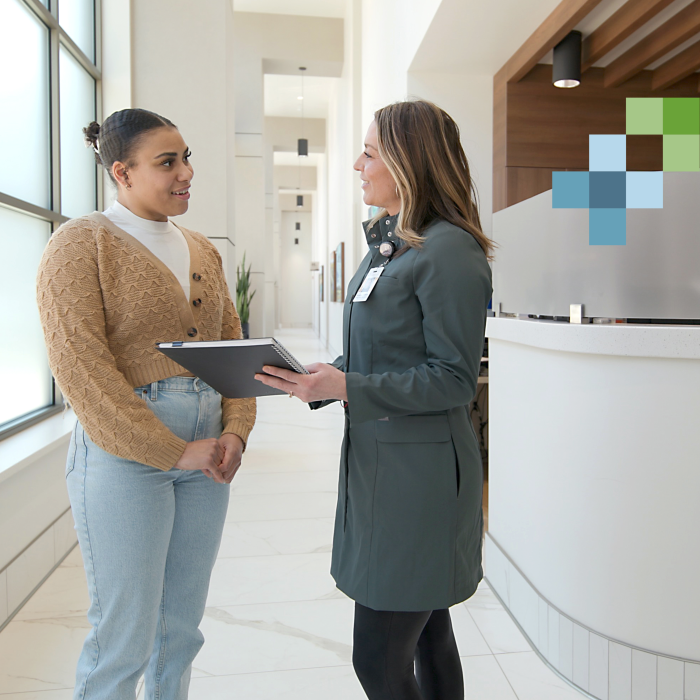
[370,100,494,261]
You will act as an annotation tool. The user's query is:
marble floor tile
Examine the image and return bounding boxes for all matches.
[238,449,340,473]
[450,604,492,657]
[461,654,519,700]
[193,598,354,677]
[463,583,503,611]
[229,470,339,497]
[0,616,88,693]
[206,552,341,607]
[187,665,365,700]
[217,518,334,558]
[226,491,338,523]
[14,566,88,621]
[467,605,533,654]
[496,651,587,700]
[59,548,84,567]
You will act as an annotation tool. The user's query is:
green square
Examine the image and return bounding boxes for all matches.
[627,98,663,135]
[663,135,700,171]
[663,98,700,135]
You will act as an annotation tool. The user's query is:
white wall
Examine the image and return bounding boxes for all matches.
[407,72,493,235]
[280,212,313,328]
[131,0,237,282]
[361,0,442,127]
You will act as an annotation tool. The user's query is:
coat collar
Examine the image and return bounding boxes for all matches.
[363,212,399,245]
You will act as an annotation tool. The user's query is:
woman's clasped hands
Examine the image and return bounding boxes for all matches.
[173,433,244,484]
[255,363,348,403]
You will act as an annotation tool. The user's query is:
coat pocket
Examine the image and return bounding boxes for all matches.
[375,414,451,443]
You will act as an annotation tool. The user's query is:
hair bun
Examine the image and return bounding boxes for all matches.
[83,121,100,149]
[83,121,101,163]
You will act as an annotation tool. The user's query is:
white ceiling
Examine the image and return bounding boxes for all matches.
[233,0,345,18]
[264,74,335,119]
[411,0,700,76]
[410,0,563,75]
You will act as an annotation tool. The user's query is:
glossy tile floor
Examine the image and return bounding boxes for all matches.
[0,329,585,699]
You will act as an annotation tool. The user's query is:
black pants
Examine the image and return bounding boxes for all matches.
[352,602,464,700]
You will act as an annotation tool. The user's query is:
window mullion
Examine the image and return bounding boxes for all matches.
[94,0,103,211]
[59,29,100,80]
[49,20,61,216]
[19,0,58,30]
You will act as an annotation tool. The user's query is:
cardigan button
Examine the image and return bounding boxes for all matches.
[193,298,202,307]
[192,273,202,282]
[187,327,198,337]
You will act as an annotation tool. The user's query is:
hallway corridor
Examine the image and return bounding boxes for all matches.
[0,330,584,699]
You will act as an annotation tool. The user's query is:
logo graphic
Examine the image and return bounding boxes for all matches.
[552,97,699,245]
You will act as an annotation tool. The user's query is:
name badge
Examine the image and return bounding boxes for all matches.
[352,266,384,303]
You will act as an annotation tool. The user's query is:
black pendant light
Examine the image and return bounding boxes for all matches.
[553,31,582,88]
[297,195,304,207]
[297,66,308,157]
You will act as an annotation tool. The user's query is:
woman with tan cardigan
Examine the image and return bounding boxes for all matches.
[36,108,256,699]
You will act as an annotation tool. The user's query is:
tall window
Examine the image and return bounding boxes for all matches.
[0,0,100,438]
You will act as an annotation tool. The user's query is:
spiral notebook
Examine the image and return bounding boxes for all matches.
[156,338,309,398]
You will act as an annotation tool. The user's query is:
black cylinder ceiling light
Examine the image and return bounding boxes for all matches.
[297,195,304,207]
[553,30,582,88]
[297,66,308,156]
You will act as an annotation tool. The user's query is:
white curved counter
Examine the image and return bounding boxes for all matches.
[484,317,700,698]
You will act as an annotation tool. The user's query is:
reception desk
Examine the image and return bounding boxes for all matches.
[484,317,700,699]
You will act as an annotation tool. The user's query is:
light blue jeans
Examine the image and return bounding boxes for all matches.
[66,377,230,700]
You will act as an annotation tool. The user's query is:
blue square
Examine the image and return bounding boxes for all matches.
[626,171,663,208]
[589,209,626,245]
[590,134,626,171]
[589,171,626,208]
[552,171,589,208]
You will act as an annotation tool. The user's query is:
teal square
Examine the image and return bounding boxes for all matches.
[589,171,626,208]
[589,208,626,245]
[552,171,589,208]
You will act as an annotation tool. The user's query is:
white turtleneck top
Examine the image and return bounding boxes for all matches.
[102,201,191,300]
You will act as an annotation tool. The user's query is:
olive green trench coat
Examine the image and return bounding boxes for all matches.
[314,214,492,612]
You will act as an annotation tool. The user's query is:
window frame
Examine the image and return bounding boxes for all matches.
[0,0,102,441]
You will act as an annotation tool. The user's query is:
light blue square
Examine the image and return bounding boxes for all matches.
[590,134,626,171]
[590,208,626,245]
[626,171,663,208]
[552,171,589,208]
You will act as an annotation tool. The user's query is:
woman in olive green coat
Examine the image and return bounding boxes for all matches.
[256,100,493,700]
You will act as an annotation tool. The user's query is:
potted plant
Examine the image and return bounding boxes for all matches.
[236,252,255,339]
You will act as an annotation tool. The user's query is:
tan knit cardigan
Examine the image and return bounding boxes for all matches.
[36,213,256,471]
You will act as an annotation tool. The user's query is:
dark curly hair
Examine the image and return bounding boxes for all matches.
[83,108,176,185]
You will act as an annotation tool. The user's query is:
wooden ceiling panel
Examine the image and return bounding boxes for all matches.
[604,0,700,87]
[581,0,676,72]
[651,38,700,89]
[506,0,605,83]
